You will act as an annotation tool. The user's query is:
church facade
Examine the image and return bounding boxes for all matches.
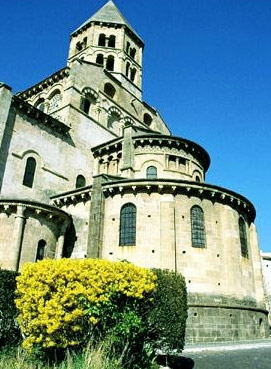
[0,1,269,343]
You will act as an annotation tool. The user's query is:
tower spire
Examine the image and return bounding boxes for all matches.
[68,1,144,98]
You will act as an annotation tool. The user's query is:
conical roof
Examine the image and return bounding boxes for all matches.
[72,1,143,44]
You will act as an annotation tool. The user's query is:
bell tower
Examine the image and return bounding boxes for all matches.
[68,1,144,99]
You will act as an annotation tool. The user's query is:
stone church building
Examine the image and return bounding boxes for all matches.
[0,1,269,342]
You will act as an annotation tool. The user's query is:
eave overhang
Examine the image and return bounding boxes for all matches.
[13,96,70,135]
[101,178,256,222]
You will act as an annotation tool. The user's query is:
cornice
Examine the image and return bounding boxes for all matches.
[17,67,70,99]
[51,186,92,207]
[91,134,210,171]
[0,198,70,222]
[133,135,210,171]
[13,96,70,135]
[101,179,256,222]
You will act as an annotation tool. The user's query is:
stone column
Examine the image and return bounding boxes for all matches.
[13,205,26,272]
[55,219,70,259]
[120,123,135,177]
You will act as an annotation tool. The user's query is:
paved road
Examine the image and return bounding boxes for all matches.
[169,340,271,369]
[180,340,271,369]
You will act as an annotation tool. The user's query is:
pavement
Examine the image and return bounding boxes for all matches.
[177,338,271,369]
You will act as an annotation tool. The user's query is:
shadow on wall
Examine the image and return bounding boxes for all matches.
[62,223,76,258]
[157,355,194,369]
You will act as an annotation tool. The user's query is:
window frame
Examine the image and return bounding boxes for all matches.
[190,205,206,248]
[119,203,137,246]
[23,157,36,188]
[146,165,157,179]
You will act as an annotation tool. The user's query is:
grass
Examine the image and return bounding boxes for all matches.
[0,345,126,369]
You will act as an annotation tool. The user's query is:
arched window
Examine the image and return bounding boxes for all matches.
[130,48,136,59]
[104,83,116,98]
[108,35,116,48]
[36,239,46,261]
[76,174,86,188]
[126,62,130,77]
[191,205,206,248]
[96,53,104,66]
[106,55,115,71]
[48,90,61,113]
[34,98,45,112]
[143,113,152,126]
[239,217,248,257]
[98,33,106,46]
[126,41,130,53]
[146,166,157,179]
[130,68,136,82]
[119,203,137,246]
[81,98,91,114]
[23,157,36,188]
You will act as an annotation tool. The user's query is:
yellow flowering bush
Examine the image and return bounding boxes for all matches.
[15,258,156,355]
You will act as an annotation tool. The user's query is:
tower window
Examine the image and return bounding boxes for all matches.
[104,83,116,98]
[98,33,106,46]
[76,174,86,188]
[81,98,91,114]
[143,113,152,126]
[119,203,137,246]
[239,217,248,257]
[23,157,36,188]
[146,166,157,179]
[108,35,116,48]
[126,41,130,53]
[34,98,45,112]
[130,48,136,59]
[96,53,104,66]
[130,68,136,82]
[76,41,83,51]
[191,205,206,248]
[106,55,115,71]
[126,62,130,77]
[36,240,46,261]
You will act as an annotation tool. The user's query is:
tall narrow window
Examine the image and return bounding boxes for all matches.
[96,53,104,66]
[191,205,206,248]
[126,62,130,77]
[130,68,136,82]
[98,34,106,46]
[239,217,248,257]
[81,98,91,114]
[146,166,157,179]
[130,48,136,59]
[106,56,115,71]
[23,157,36,188]
[36,240,46,261]
[119,203,136,246]
[126,41,130,53]
[76,174,86,188]
[108,35,116,48]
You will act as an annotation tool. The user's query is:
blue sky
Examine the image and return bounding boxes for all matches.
[0,0,270,252]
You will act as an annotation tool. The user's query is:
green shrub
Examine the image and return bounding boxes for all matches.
[0,268,21,347]
[15,260,187,368]
[147,269,188,354]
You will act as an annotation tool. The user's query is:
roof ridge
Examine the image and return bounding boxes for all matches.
[71,1,143,43]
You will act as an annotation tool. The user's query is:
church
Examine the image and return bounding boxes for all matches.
[0,1,269,343]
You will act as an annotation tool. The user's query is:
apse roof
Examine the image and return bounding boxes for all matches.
[71,0,143,43]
